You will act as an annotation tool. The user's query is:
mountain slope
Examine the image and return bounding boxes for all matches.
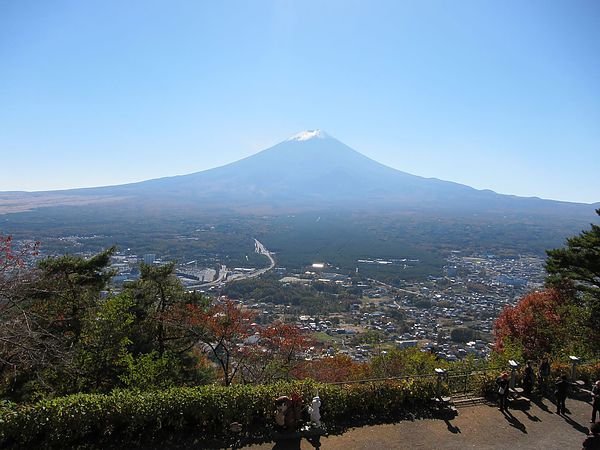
[0,130,597,216]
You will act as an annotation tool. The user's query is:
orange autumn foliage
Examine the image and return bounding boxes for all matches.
[493,288,569,359]
[292,354,371,382]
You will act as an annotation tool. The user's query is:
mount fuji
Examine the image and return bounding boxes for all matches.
[0,130,596,217]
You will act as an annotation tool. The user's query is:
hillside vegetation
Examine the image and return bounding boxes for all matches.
[0,211,599,448]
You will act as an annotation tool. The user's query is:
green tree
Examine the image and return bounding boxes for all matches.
[0,248,218,399]
[450,327,478,343]
[8,248,118,398]
[33,247,116,343]
[76,293,134,392]
[124,263,211,388]
[546,209,600,298]
[125,263,205,357]
[118,350,214,391]
[546,209,600,351]
[370,347,444,378]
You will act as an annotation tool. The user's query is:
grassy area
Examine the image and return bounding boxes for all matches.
[311,331,337,343]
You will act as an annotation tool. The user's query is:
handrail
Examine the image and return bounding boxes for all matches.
[324,366,504,386]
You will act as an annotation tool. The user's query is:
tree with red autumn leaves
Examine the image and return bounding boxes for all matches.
[168,300,311,386]
[240,321,313,384]
[196,299,257,386]
[495,212,600,359]
[493,288,579,359]
[292,354,370,382]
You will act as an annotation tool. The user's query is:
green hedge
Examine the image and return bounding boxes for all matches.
[7,362,594,449]
[0,378,439,448]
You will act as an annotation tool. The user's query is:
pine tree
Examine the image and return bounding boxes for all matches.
[546,209,600,351]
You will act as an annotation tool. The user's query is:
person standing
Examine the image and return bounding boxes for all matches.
[497,372,510,412]
[523,361,535,397]
[555,374,569,415]
[539,357,551,394]
[582,422,600,449]
[592,380,600,423]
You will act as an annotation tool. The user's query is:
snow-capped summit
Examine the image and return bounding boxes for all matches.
[286,129,329,142]
[2,129,590,222]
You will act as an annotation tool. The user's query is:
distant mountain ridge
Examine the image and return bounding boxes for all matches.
[0,130,597,216]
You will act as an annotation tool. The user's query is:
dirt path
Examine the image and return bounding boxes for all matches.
[245,396,595,450]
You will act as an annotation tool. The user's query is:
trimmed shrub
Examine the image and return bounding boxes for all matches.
[5,361,593,448]
[0,379,438,448]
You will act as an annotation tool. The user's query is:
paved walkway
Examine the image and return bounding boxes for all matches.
[245,396,596,450]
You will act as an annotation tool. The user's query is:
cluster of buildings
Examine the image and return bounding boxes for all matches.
[115,249,545,363]
[23,235,547,365]
[269,253,545,363]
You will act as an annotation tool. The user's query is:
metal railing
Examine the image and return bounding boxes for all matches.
[324,366,503,397]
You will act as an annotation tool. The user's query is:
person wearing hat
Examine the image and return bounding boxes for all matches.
[496,372,510,412]
[592,380,600,423]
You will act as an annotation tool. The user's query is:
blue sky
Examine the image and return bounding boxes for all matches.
[1,0,599,203]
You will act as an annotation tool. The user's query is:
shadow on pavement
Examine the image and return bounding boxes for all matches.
[503,410,527,434]
[271,435,321,450]
[561,414,589,435]
[272,438,301,450]
[530,396,551,412]
[522,409,541,422]
[444,419,461,434]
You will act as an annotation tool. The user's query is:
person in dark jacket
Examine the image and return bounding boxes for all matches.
[555,374,569,415]
[523,361,535,397]
[582,422,600,449]
[538,357,551,394]
[592,380,600,423]
[496,372,510,412]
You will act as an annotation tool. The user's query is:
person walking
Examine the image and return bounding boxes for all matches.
[555,374,569,415]
[496,372,510,412]
[592,380,600,423]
